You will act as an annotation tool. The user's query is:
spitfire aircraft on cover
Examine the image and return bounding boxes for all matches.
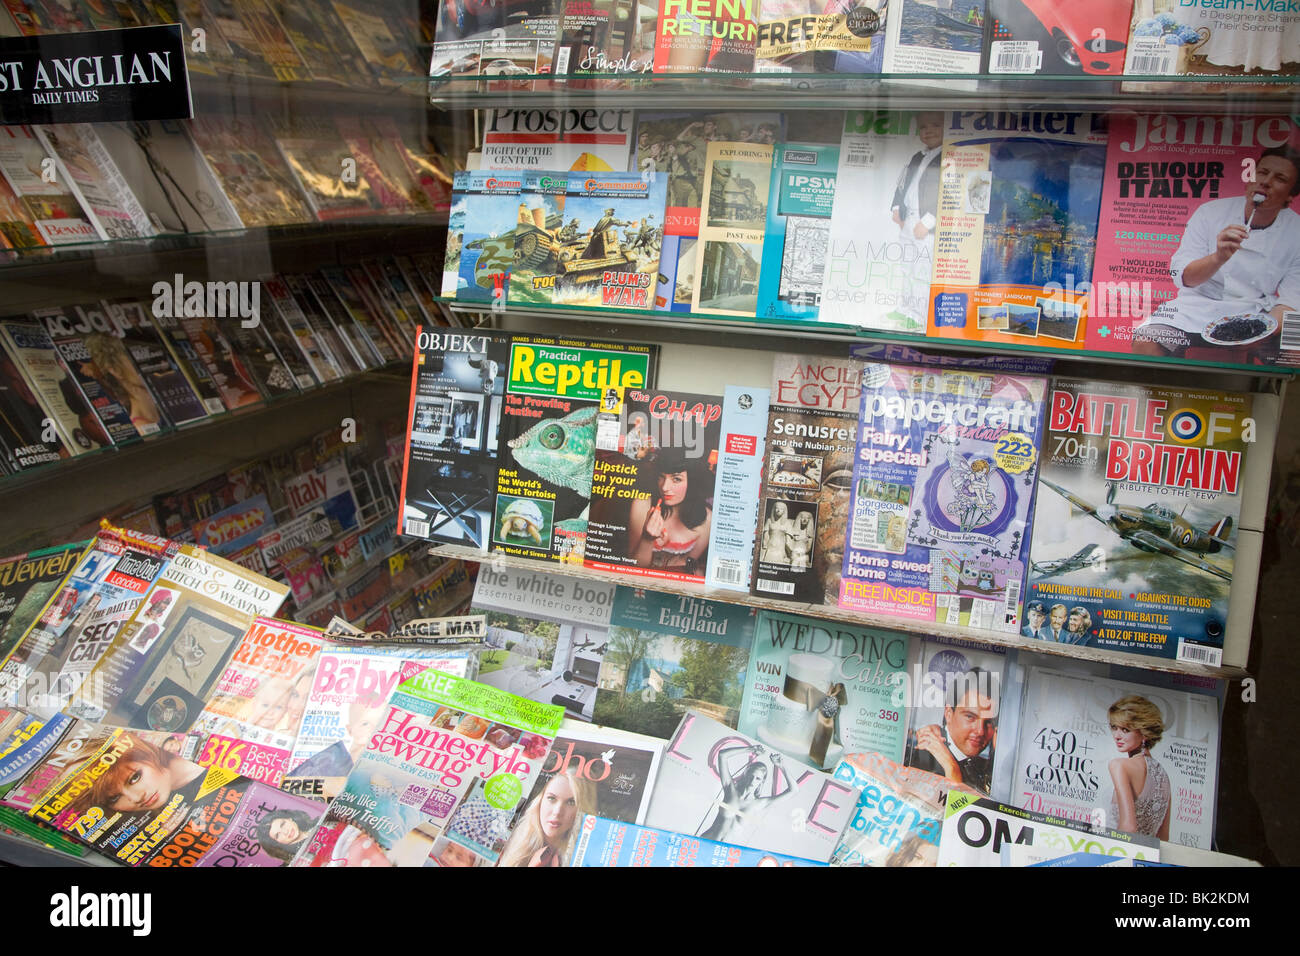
[1036,478,1235,582]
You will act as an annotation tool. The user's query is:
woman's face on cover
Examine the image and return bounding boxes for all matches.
[268,816,302,845]
[1111,723,1145,754]
[658,470,688,506]
[540,775,577,840]
[107,760,169,812]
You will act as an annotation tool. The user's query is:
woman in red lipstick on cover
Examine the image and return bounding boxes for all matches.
[627,446,714,575]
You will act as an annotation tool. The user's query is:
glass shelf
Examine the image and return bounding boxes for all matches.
[428,70,1300,112]
[0,361,407,496]
[438,297,1297,379]
[427,544,1247,680]
[0,215,448,273]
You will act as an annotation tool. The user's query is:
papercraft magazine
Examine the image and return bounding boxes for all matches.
[0,542,83,664]
[471,564,615,721]
[28,727,326,867]
[882,0,987,76]
[191,617,327,787]
[495,333,659,563]
[1086,114,1300,369]
[430,0,558,89]
[938,790,1159,866]
[399,328,511,551]
[66,544,289,732]
[0,526,175,719]
[280,643,476,801]
[1122,0,1300,85]
[496,722,664,866]
[982,0,1133,76]
[706,384,770,592]
[738,610,910,771]
[1025,378,1256,665]
[756,143,838,323]
[653,0,758,73]
[569,813,824,866]
[927,111,1107,351]
[446,171,521,304]
[830,750,977,866]
[750,352,862,606]
[584,387,723,584]
[644,709,857,862]
[839,362,1046,632]
[1012,665,1219,848]
[635,112,783,313]
[754,0,888,74]
[822,110,945,334]
[293,666,564,867]
[901,637,1020,800]
[0,125,98,245]
[593,587,756,738]
[692,141,774,317]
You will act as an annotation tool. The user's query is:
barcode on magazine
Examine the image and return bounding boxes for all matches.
[712,559,745,586]
[404,518,430,538]
[756,578,794,595]
[844,145,876,169]
[1177,640,1222,667]
[1127,39,1177,75]
[596,417,621,451]
[554,46,571,76]
[1280,311,1300,350]
[1003,580,1021,631]
[990,41,1042,74]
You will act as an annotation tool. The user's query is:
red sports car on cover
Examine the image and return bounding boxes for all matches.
[1008,0,1132,74]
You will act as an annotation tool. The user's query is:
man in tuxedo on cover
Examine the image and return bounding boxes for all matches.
[909,668,996,795]
[890,111,945,247]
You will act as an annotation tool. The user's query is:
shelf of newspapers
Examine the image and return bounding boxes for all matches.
[427,72,1300,112]
[442,299,1300,379]
[0,360,407,497]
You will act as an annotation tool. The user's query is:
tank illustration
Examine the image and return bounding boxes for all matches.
[512,203,640,286]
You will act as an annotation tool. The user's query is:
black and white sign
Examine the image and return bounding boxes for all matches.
[0,25,191,126]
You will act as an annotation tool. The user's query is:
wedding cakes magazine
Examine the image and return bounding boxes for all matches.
[1011,665,1220,848]
[750,353,861,606]
[644,709,857,862]
[398,328,512,552]
[494,333,658,563]
[821,110,945,333]
[838,361,1046,633]
[584,387,723,584]
[470,564,614,721]
[593,587,756,739]
[926,110,1108,351]
[292,666,564,867]
[1122,0,1300,86]
[1085,113,1300,369]
[737,610,911,771]
[1024,378,1260,666]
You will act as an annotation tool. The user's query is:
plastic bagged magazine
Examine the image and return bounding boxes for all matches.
[569,814,825,866]
[643,709,857,862]
[292,667,564,867]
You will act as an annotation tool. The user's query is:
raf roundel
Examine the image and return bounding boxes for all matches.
[1166,409,1205,444]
